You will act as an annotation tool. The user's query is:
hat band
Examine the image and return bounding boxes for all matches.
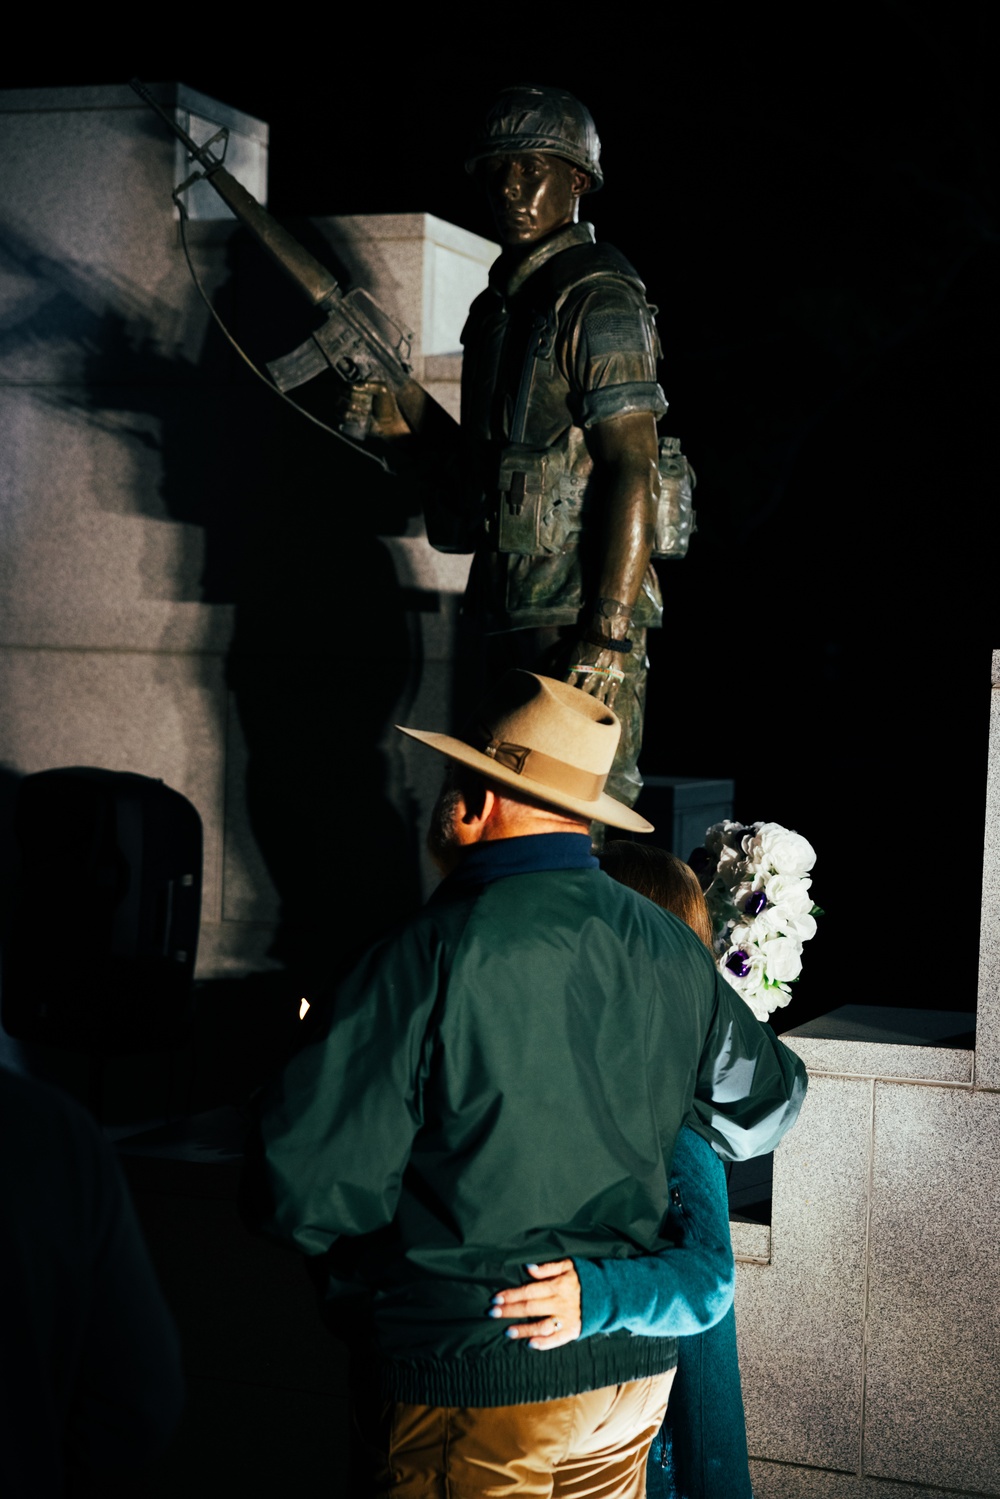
[482,738,606,803]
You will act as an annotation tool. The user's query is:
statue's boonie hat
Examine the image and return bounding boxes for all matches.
[465,84,604,192]
[397,671,652,833]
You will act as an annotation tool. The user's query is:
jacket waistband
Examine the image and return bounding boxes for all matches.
[375,1332,678,1408]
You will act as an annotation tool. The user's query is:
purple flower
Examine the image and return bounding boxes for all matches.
[725,949,752,979]
[745,890,768,917]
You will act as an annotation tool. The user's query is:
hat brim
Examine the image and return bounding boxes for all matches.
[397,726,653,834]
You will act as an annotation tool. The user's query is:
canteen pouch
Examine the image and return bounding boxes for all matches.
[653,436,697,559]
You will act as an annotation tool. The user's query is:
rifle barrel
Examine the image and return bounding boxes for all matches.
[130,78,342,309]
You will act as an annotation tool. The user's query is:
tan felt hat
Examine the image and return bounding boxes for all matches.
[397,671,653,834]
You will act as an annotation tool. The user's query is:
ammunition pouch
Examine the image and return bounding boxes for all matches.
[653,437,696,559]
[492,445,586,556]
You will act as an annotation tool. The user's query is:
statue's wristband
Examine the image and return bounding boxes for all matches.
[594,596,634,623]
[582,631,633,655]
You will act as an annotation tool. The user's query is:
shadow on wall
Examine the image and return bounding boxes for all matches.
[0,208,426,991]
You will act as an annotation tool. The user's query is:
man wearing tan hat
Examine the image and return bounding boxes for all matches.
[243,673,806,1495]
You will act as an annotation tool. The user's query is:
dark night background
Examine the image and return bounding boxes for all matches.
[3,4,994,1028]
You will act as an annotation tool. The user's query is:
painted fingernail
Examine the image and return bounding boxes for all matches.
[505,1328,517,1339]
[489,1307,503,1318]
[491,1294,503,1305]
[526,1264,538,1272]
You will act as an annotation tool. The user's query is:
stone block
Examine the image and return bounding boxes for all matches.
[0,386,236,651]
[730,1220,770,1263]
[864,1083,1000,1493]
[0,645,226,950]
[195,920,283,979]
[736,1074,871,1470]
[425,353,464,423]
[221,693,281,925]
[978,680,1000,1087]
[977,889,1000,1090]
[983,685,1000,898]
[748,1461,985,1498]
[311,212,496,365]
[784,1035,973,1085]
[0,86,248,385]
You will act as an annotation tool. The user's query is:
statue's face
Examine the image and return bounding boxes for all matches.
[478,152,587,247]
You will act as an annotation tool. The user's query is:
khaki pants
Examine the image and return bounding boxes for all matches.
[372,1371,675,1497]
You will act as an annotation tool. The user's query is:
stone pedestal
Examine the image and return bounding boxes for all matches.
[731,651,1000,1497]
[0,83,495,981]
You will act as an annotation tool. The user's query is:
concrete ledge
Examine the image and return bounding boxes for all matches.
[784,1036,973,1084]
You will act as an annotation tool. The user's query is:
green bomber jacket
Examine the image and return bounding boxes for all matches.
[242,836,807,1407]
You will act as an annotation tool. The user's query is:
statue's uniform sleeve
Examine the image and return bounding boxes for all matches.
[560,278,668,430]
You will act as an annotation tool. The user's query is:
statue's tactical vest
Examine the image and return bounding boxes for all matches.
[460,241,658,562]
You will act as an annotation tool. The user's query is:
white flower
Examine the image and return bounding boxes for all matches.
[751,823,817,878]
[760,982,794,1019]
[776,908,818,943]
[710,817,820,1020]
[757,880,818,942]
[705,822,759,888]
[755,931,803,983]
[705,820,744,857]
[763,873,813,913]
[720,961,788,1021]
[747,906,787,940]
[740,988,774,1022]
[718,947,766,995]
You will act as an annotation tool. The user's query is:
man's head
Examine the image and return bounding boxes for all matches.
[398,671,653,866]
[466,85,603,248]
[427,763,591,874]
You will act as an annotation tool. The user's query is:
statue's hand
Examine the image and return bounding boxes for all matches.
[565,639,624,708]
[339,380,411,442]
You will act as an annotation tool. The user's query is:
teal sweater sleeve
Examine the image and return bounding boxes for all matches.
[575,1126,735,1338]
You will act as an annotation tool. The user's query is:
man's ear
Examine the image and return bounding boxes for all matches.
[453,785,497,845]
[461,786,497,830]
[570,166,591,199]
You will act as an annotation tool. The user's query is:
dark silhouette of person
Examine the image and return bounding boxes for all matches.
[0,1065,184,1498]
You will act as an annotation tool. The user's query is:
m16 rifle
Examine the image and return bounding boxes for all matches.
[130,78,446,443]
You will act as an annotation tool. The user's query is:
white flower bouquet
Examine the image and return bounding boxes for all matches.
[703,820,821,1021]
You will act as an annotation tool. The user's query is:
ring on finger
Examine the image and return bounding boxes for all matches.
[552,1318,562,1331]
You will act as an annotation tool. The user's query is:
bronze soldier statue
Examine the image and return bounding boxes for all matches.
[131,78,684,807]
[360,84,672,808]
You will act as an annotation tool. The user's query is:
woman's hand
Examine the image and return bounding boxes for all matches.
[489,1259,582,1350]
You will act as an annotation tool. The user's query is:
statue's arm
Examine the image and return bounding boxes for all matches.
[565,409,659,707]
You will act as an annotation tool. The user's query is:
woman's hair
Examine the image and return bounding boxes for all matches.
[600,840,715,950]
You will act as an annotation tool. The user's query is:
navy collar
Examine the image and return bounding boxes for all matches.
[441,833,598,891]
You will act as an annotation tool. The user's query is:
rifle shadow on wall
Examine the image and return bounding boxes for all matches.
[1,211,425,1034]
